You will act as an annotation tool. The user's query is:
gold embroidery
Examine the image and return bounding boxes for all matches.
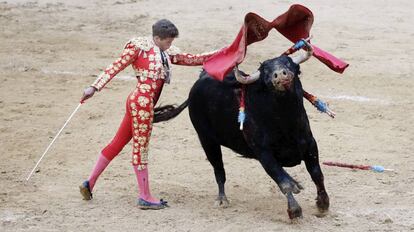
[140,147,149,163]
[139,75,148,82]
[148,71,155,79]
[142,70,148,78]
[138,136,146,145]
[138,110,150,120]
[138,124,148,132]
[138,96,150,107]
[91,72,111,91]
[139,84,151,93]
[128,37,154,52]
[127,36,174,83]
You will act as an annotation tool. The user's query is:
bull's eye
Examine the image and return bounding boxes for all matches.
[282,71,287,75]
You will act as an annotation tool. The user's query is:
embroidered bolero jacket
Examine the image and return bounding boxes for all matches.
[91,36,218,91]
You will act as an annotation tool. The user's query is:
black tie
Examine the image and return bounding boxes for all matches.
[160,51,169,69]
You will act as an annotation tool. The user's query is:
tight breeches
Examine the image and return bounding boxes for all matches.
[101,78,164,169]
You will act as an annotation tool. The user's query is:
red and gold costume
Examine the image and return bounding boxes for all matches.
[91,36,217,170]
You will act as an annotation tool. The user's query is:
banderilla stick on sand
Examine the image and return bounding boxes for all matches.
[323,161,394,173]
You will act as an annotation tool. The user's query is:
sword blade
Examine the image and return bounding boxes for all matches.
[26,103,83,182]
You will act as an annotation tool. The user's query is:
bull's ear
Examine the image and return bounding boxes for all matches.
[297,69,302,78]
[293,60,301,76]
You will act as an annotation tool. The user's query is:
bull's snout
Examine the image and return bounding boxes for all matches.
[271,69,294,91]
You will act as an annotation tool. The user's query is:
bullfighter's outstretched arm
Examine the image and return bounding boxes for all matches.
[91,43,139,91]
[166,46,219,66]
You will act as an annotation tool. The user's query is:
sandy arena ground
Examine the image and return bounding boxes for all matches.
[1,0,413,231]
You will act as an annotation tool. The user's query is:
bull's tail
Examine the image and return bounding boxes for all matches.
[153,99,189,123]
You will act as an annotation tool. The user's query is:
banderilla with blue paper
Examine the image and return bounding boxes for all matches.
[323,161,394,173]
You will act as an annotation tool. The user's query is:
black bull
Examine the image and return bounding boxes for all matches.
[153,55,329,219]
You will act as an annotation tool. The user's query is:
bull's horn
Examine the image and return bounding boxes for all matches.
[234,66,260,84]
[291,40,314,64]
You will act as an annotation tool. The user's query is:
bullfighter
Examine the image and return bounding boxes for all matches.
[79,19,218,210]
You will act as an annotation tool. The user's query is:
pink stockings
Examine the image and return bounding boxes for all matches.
[87,154,160,203]
[133,165,160,203]
[87,154,110,190]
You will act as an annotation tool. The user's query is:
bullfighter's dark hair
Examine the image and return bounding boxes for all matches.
[152,19,179,39]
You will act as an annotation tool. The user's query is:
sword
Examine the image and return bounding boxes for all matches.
[25,102,83,182]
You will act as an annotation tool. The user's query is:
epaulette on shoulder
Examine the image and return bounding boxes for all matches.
[127,37,154,52]
[166,45,181,56]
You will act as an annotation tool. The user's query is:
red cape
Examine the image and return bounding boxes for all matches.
[203,4,349,81]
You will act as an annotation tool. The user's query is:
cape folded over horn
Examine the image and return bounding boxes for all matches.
[204,4,349,81]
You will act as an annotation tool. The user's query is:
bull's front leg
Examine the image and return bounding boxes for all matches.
[304,139,329,212]
[258,150,303,219]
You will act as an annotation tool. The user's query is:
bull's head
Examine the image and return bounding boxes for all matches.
[234,40,313,92]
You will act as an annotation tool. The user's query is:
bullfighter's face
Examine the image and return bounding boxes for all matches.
[154,36,175,51]
[261,56,300,92]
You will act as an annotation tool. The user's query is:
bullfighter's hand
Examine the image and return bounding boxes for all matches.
[80,86,97,103]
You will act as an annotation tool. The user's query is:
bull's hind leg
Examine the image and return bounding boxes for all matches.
[304,139,329,212]
[198,136,229,208]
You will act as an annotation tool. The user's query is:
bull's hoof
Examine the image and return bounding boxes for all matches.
[316,192,330,212]
[214,195,229,208]
[280,181,302,195]
[292,180,304,192]
[287,205,303,219]
[292,182,303,194]
[286,191,302,219]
